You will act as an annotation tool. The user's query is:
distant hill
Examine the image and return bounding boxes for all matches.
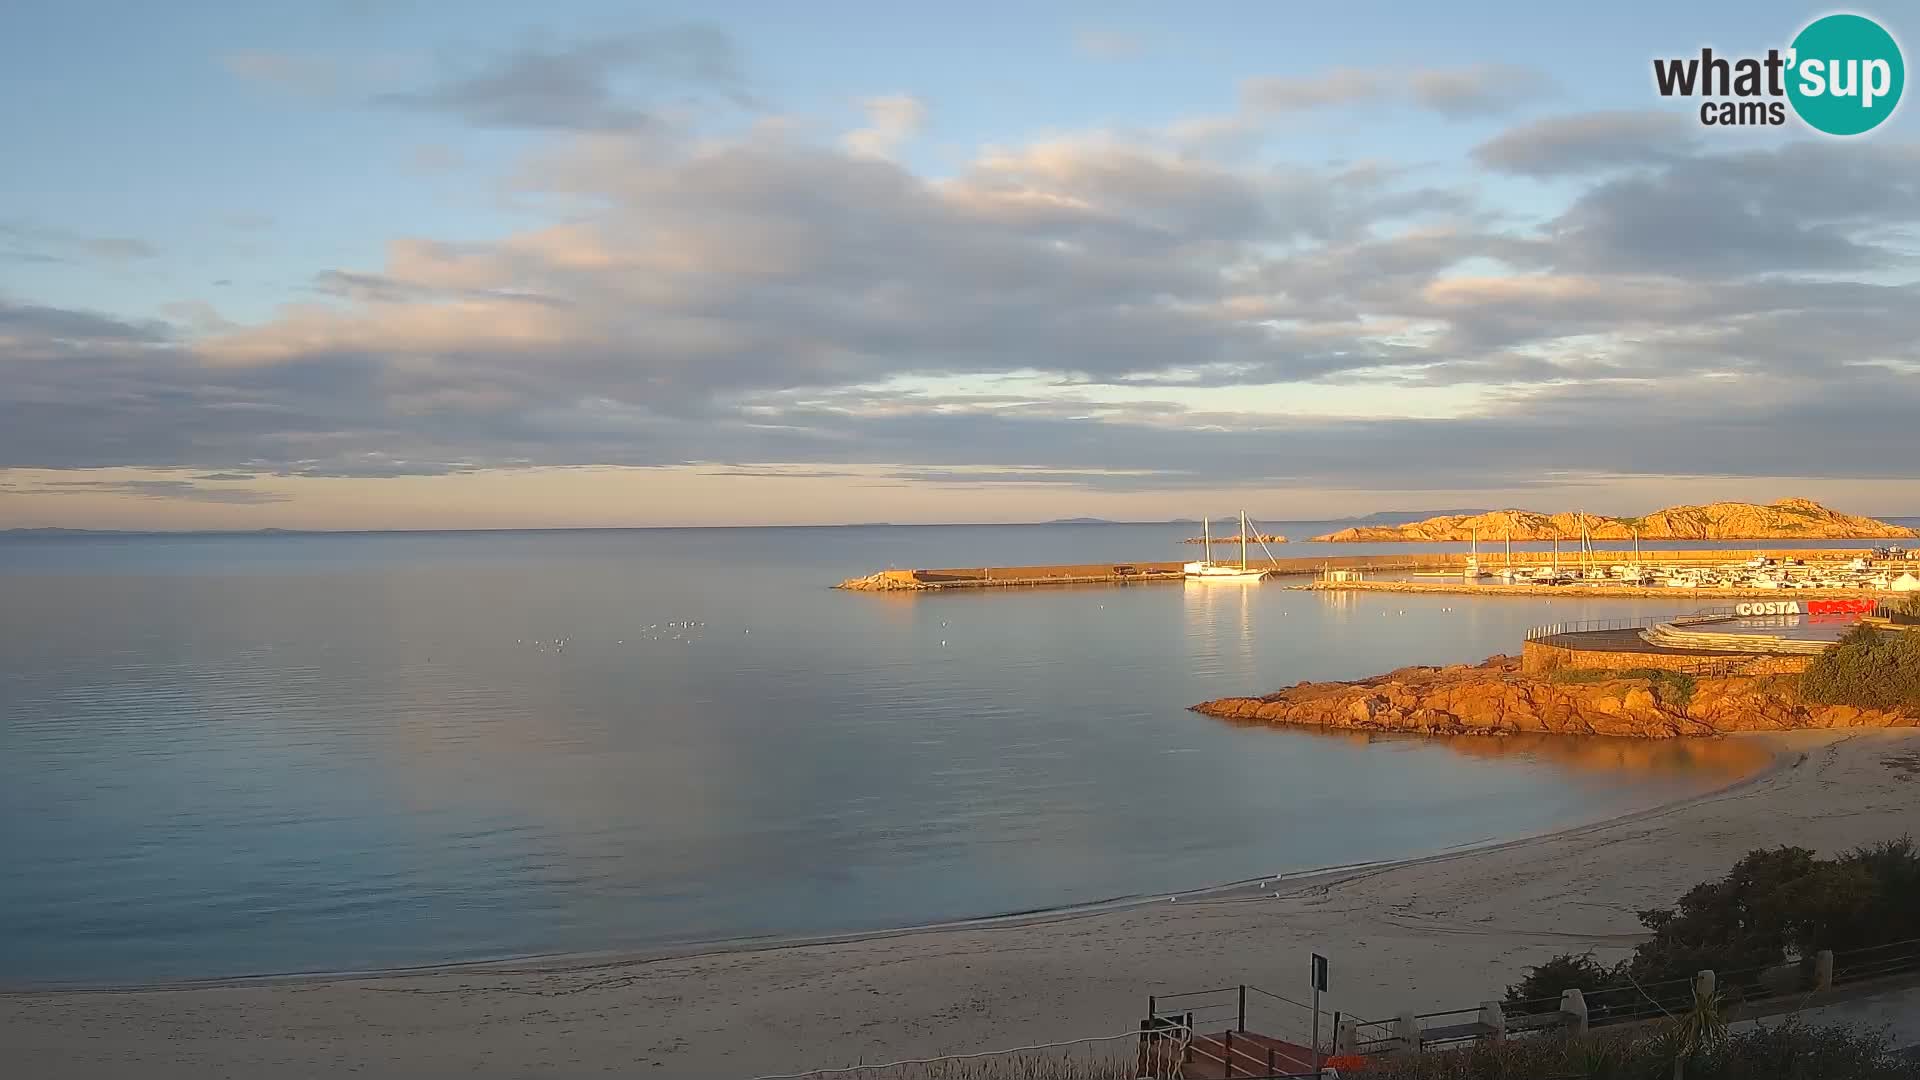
[1311,498,1920,542]
[1047,517,1118,524]
[1337,509,1493,526]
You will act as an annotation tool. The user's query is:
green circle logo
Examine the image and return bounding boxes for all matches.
[1787,13,1904,135]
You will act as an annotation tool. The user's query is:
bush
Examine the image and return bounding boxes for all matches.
[1894,592,1920,625]
[1504,952,1615,1014]
[1799,624,1920,710]
[1546,668,1697,707]
[1507,838,1920,1003]
[1353,1022,1919,1080]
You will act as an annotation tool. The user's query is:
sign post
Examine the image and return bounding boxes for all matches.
[1311,953,1329,1078]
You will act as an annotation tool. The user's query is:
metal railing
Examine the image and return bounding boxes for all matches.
[1144,983,1331,1077]
[1834,936,1920,986]
[1523,610,1737,643]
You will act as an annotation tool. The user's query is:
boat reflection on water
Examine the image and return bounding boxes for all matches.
[1205,719,1777,782]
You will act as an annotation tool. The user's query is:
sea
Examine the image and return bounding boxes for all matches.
[2,520,1913,986]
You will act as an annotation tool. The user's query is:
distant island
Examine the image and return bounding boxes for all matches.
[1310,498,1919,543]
[1184,533,1288,544]
[1046,517,1118,524]
[1336,509,1492,525]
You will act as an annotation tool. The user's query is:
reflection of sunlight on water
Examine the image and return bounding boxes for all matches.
[1181,578,1258,677]
[1207,719,1776,782]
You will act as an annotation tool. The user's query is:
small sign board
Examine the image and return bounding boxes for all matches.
[1312,952,1330,993]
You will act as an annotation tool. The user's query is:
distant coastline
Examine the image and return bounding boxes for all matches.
[5,507,1917,538]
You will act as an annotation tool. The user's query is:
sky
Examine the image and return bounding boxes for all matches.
[2,1,1917,529]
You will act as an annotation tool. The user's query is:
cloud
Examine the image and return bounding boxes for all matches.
[28,479,288,504]
[841,95,926,160]
[0,299,171,343]
[220,213,275,232]
[2,108,1918,499]
[1474,110,1697,176]
[372,25,749,131]
[0,222,156,263]
[1546,141,1920,275]
[221,50,340,94]
[1243,64,1553,116]
[1243,68,1392,112]
[1409,63,1556,118]
[408,144,466,173]
[1073,30,1146,60]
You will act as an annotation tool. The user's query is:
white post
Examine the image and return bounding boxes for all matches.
[1560,988,1589,1038]
[1335,1016,1360,1056]
[1395,1011,1421,1057]
[1478,1000,1506,1042]
[1695,969,1716,1002]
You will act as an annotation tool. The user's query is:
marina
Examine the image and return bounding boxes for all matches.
[837,545,1920,595]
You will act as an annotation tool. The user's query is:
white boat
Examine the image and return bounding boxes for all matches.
[1464,528,1488,579]
[1184,510,1270,582]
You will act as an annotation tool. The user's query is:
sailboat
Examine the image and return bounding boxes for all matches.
[1464,527,1488,579]
[1184,511,1271,582]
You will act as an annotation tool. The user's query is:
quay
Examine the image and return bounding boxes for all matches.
[1303,579,1903,600]
[836,548,1914,593]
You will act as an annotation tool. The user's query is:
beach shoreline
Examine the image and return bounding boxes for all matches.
[0,734,1790,998]
[13,730,1919,1079]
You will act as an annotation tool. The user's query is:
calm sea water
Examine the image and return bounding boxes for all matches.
[4,521,1907,986]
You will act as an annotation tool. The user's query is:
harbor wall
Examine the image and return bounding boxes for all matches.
[1521,639,1814,677]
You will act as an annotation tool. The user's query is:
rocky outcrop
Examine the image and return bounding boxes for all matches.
[1192,656,1917,738]
[835,570,928,591]
[1310,498,1917,543]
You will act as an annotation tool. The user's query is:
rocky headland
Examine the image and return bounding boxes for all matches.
[1192,656,1917,738]
[1310,498,1917,543]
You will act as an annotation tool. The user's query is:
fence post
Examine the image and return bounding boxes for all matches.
[1695,969,1715,1002]
[1267,1046,1277,1076]
[1148,995,1157,1020]
[1223,1029,1234,1077]
[1336,1016,1359,1056]
[1560,988,1589,1038]
[1479,1000,1506,1042]
[1815,950,1835,991]
[1238,984,1247,1033]
[1395,1011,1421,1057]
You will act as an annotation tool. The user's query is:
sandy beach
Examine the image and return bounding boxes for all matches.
[6,729,1919,1079]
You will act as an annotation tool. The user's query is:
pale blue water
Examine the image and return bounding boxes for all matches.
[1,522,1907,986]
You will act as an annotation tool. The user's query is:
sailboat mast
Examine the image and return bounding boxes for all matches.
[1240,510,1248,570]
[1204,515,1211,565]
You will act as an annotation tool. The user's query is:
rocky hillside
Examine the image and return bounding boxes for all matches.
[1192,656,1916,738]
[1310,498,1917,543]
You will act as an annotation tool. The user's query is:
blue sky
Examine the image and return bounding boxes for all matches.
[1,2,1916,527]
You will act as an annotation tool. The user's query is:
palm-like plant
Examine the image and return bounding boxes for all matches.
[1664,981,1729,1080]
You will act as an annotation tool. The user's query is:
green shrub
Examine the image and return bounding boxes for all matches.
[1800,624,1920,710]
[1355,1022,1919,1080]
[1504,952,1616,1013]
[1508,837,1920,1002]
[1545,668,1696,707]
[1894,592,1920,625]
